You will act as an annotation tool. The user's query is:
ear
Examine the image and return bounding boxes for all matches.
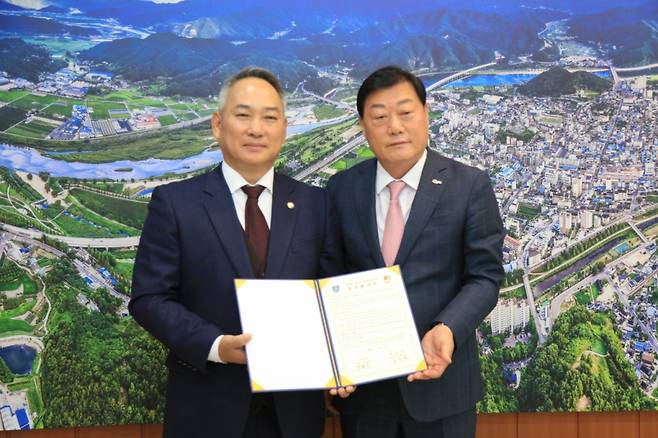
[424,102,430,120]
[211,111,222,141]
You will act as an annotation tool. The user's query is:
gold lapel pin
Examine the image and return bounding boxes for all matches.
[287,202,295,209]
[432,179,443,185]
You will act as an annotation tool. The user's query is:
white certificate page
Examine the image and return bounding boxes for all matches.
[319,266,426,386]
[235,279,336,392]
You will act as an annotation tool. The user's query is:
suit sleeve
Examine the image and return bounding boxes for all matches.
[129,186,222,373]
[435,170,504,347]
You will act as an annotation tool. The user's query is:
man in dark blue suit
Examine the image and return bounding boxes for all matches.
[327,66,504,438]
[130,67,342,438]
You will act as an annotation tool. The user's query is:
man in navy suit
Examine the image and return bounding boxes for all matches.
[327,66,504,438]
[130,67,342,438]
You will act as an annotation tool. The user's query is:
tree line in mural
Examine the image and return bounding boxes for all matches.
[41,257,166,426]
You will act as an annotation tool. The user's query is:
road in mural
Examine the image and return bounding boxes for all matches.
[0,0,656,430]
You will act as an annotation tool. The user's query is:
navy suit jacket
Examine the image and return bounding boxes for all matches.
[326,148,504,421]
[130,165,343,438]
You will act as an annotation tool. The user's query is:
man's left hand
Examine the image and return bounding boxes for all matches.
[407,323,454,382]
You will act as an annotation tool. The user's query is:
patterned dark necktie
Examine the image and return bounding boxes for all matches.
[242,185,269,277]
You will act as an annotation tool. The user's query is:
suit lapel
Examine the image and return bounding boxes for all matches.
[203,165,253,279]
[356,160,385,267]
[395,150,449,266]
[264,174,298,278]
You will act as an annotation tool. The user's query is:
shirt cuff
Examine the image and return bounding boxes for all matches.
[207,335,226,364]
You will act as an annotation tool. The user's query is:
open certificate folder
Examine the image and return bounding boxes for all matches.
[234,266,427,392]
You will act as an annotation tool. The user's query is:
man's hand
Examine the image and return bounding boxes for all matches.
[325,391,340,416]
[407,323,454,382]
[218,333,252,364]
[329,385,356,399]
[325,386,356,415]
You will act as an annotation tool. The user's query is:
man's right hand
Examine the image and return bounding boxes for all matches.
[218,333,252,364]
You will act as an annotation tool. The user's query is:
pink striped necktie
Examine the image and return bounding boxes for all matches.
[381,180,406,266]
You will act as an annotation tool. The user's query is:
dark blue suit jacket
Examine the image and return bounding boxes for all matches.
[130,165,343,438]
[326,149,504,421]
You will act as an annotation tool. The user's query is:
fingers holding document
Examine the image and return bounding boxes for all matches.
[218,333,252,365]
[407,323,454,382]
[329,385,356,398]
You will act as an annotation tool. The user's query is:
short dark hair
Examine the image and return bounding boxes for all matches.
[217,67,285,112]
[356,66,426,117]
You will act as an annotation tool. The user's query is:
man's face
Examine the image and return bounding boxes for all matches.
[212,77,286,175]
[360,80,429,177]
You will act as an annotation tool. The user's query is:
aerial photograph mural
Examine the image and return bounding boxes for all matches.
[0,0,656,430]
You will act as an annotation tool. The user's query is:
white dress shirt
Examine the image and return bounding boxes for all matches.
[375,149,428,246]
[208,161,274,363]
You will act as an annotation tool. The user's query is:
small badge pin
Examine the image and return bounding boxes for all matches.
[287,202,295,209]
[432,179,443,185]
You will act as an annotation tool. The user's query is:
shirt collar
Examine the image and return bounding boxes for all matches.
[221,161,274,195]
[375,149,428,195]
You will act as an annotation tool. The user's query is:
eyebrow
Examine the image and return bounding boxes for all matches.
[234,104,280,112]
[367,98,415,110]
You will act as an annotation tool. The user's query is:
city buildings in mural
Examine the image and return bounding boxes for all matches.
[0,0,656,430]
